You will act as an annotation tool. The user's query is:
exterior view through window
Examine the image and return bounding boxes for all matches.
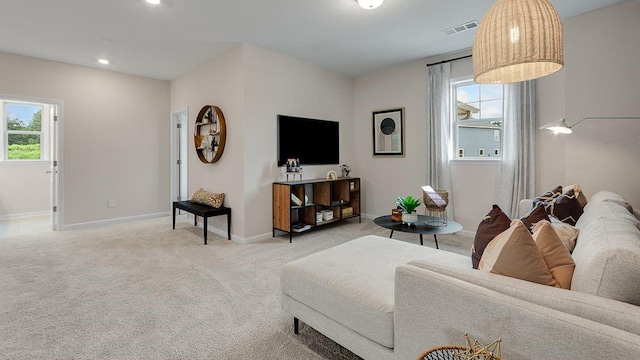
[452,80,504,159]
[2,101,46,161]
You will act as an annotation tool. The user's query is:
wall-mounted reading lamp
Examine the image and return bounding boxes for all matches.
[540,116,640,135]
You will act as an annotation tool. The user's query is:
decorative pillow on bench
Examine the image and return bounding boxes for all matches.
[191,188,225,208]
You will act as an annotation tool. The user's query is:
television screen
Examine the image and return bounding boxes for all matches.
[277,115,339,166]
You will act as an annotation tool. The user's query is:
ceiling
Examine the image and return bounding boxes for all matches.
[0,0,629,81]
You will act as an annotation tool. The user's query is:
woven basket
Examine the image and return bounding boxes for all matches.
[417,345,504,360]
[423,189,449,210]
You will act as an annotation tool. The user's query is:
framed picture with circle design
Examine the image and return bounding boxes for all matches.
[372,107,404,156]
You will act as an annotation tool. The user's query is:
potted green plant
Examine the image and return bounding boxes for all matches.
[396,195,422,225]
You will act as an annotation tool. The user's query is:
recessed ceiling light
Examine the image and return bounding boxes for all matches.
[98,59,110,65]
[356,0,383,9]
[146,0,160,4]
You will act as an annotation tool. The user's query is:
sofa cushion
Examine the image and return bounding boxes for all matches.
[471,205,511,269]
[589,190,634,212]
[479,219,559,287]
[577,198,640,230]
[532,220,575,289]
[280,235,440,349]
[570,217,640,306]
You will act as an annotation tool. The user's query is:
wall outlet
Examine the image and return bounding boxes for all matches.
[108,200,116,208]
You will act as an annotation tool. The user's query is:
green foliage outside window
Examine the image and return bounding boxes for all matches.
[6,108,42,160]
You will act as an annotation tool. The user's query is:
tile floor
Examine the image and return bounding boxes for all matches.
[0,214,51,238]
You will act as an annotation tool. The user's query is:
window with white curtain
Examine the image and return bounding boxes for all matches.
[1,100,49,161]
[451,78,504,160]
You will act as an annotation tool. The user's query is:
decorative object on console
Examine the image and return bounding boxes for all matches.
[540,116,640,135]
[194,105,227,164]
[396,195,422,226]
[340,164,351,178]
[421,185,449,226]
[473,0,563,84]
[326,170,338,180]
[373,108,404,156]
[391,208,403,222]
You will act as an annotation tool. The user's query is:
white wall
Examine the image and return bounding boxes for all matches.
[0,52,171,226]
[242,44,355,240]
[0,163,49,216]
[353,0,640,230]
[170,46,246,238]
[171,44,355,241]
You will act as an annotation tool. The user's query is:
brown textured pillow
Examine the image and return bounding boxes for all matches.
[472,205,511,269]
[532,220,576,289]
[520,204,549,233]
[533,185,563,207]
[563,184,588,208]
[544,188,584,226]
[479,219,559,287]
[190,188,225,208]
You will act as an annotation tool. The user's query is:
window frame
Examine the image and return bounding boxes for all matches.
[450,77,504,162]
[1,99,50,162]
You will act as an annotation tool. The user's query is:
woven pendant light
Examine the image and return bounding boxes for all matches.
[473,0,563,84]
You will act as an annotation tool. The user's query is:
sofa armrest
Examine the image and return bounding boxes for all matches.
[393,265,640,360]
[518,198,535,218]
[408,258,640,336]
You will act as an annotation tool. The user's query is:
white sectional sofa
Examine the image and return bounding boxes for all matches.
[280,191,640,359]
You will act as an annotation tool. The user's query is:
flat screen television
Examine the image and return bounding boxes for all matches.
[277,115,339,166]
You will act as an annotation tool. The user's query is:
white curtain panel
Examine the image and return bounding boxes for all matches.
[498,80,537,218]
[426,63,454,219]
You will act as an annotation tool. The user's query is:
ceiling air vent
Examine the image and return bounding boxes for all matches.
[442,20,479,36]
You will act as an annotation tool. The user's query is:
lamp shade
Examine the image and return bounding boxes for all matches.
[357,0,383,9]
[473,0,564,84]
[540,118,572,134]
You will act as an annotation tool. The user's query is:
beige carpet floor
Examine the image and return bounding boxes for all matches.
[0,216,474,359]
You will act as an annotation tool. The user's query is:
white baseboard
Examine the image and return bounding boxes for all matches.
[0,211,49,221]
[63,212,170,230]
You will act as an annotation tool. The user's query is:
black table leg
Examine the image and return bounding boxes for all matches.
[194,215,198,226]
[389,230,394,238]
[420,234,423,246]
[203,216,208,245]
[172,205,176,230]
[433,234,439,249]
[294,317,299,334]
[227,212,231,240]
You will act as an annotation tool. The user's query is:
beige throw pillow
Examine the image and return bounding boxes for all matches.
[190,188,225,208]
[479,219,559,287]
[549,218,580,253]
[532,220,576,289]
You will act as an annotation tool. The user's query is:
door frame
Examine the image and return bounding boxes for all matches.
[0,93,64,230]
[170,108,189,207]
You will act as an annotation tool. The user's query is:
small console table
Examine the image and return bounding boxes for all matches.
[173,201,231,245]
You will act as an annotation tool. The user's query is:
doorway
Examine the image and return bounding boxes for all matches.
[0,95,62,237]
[171,108,188,209]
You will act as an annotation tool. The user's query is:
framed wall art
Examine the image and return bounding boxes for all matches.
[372,108,404,156]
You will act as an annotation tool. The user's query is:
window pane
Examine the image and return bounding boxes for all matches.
[457,127,501,158]
[8,134,41,159]
[6,103,42,131]
[456,84,479,103]
[480,99,503,120]
[480,84,503,101]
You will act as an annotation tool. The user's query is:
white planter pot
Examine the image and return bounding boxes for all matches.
[402,212,418,225]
